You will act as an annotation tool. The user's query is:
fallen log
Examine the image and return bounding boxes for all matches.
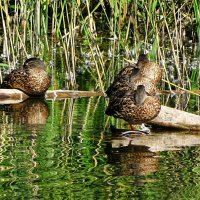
[0,89,200,130]
[0,89,105,104]
[150,105,200,131]
[0,89,29,104]
[45,90,104,99]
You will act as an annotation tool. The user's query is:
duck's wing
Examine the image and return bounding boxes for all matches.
[137,58,162,84]
[105,97,121,116]
[1,69,26,89]
[106,64,138,97]
[105,95,136,118]
[131,77,158,96]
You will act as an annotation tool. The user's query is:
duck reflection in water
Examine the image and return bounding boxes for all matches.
[1,98,49,126]
[105,142,159,177]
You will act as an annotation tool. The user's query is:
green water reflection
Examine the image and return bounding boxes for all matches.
[0,97,200,199]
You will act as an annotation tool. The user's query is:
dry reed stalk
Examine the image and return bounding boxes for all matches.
[161,3,183,84]
[162,79,200,96]
[69,4,77,88]
[35,0,41,37]
[42,15,49,49]
[0,1,13,64]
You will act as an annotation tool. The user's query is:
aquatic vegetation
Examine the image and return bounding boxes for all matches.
[0,0,199,93]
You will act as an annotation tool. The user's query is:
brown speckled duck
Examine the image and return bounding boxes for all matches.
[106,54,162,99]
[1,58,51,96]
[105,53,162,132]
[105,85,161,126]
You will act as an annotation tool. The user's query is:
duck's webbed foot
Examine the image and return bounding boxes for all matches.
[121,123,151,137]
[140,123,151,134]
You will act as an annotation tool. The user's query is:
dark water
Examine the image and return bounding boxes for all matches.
[1,97,200,200]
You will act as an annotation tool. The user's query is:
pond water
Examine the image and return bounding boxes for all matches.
[1,96,200,200]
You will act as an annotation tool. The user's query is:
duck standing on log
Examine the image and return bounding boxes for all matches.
[105,54,162,133]
[1,58,51,96]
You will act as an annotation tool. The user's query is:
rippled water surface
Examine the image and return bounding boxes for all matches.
[1,97,200,200]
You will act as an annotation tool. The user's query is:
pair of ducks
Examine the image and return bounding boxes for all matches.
[105,54,162,131]
[1,55,161,132]
[1,58,51,96]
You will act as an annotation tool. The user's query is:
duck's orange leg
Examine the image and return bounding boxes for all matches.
[129,124,138,130]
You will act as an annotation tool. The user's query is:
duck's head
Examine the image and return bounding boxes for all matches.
[129,67,140,83]
[134,85,147,105]
[138,54,149,63]
[23,57,46,70]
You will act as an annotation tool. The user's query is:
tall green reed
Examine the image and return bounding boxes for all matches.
[0,0,199,92]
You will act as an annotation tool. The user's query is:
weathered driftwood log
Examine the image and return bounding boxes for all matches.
[45,90,104,99]
[0,89,104,104]
[0,89,29,104]
[0,89,200,130]
[150,105,200,131]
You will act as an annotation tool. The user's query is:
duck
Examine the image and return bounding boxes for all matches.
[105,85,161,126]
[106,54,161,99]
[1,58,51,96]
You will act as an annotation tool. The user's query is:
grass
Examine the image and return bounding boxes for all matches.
[0,0,199,93]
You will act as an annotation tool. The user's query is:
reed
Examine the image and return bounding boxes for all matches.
[193,0,200,41]
[0,0,199,93]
